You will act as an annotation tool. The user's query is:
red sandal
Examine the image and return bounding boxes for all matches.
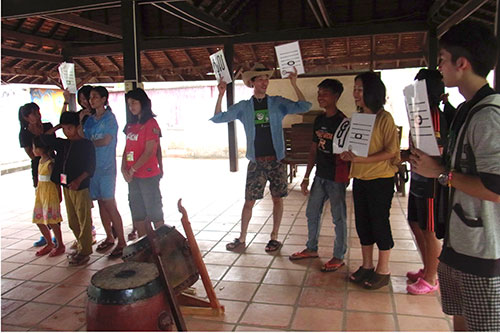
[289,249,319,260]
[36,244,54,256]
[321,258,345,272]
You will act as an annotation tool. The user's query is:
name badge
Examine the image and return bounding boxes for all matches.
[126,151,134,162]
[60,173,67,185]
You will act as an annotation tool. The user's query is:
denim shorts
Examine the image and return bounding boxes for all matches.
[128,175,164,222]
[89,174,116,200]
[245,159,288,200]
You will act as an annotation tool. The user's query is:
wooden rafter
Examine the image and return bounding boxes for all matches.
[40,13,122,39]
[437,0,490,36]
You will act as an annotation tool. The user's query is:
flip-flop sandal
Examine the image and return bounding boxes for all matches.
[265,240,282,252]
[109,246,124,258]
[321,259,345,272]
[349,266,375,284]
[226,238,245,251]
[49,245,66,257]
[289,249,319,260]
[36,244,54,256]
[363,272,391,290]
[69,254,90,266]
[96,240,115,252]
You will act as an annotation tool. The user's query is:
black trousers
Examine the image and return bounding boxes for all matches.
[353,176,395,250]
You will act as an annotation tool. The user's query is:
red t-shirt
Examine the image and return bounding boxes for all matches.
[125,118,161,178]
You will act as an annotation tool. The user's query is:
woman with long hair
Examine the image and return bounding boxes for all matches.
[84,86,126,257]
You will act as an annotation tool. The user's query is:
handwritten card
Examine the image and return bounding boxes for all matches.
[58,62,77,94]
[274,41,305,78]
[209,49,232,84]
[403,80,440,156]
[332,113,376,157]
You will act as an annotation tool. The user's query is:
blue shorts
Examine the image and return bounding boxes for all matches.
[128,175,164,223]
[89,174,116,200]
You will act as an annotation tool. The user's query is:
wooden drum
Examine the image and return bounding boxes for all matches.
[122,225,199,293]
[86,262,173,331]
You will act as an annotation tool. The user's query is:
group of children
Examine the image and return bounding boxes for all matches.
[19,85,165,266]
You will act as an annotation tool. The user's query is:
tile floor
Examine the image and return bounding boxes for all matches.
[1,158,452,331]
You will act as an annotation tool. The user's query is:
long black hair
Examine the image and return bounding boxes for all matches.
[19,102,40,128]
[125,88,156,125]
[354,72,386,113]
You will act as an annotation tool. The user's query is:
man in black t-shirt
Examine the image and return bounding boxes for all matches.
[289,79,350,272]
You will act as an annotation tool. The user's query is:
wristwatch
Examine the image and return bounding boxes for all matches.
[438,170,453,187]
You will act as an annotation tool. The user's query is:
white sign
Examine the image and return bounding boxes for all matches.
[274,41,305,78]
[209,50,232,84]
[403,80,441,156]
[58,62,77,94]
[332,113,377,157]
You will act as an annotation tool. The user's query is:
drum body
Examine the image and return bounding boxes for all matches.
[87,262,173,331]
[122,225,199,293]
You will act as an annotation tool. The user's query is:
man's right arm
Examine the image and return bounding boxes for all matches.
[214,81,227,116]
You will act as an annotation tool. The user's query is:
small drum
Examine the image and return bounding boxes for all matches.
[122,225,199,293]
[87,262,173,331]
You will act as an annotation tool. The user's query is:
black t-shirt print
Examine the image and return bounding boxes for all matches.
[253,96,276,157]
[313,112,346,181]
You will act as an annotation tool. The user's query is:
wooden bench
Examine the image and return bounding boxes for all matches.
[283,123,313,183]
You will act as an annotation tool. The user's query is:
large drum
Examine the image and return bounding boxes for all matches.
[122,225,199,293]
[87,262,173,331]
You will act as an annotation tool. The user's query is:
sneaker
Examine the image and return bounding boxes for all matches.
[406,268,424,282]
[407,277,439,295]
[289,248,319,260]
[33,236,47,247]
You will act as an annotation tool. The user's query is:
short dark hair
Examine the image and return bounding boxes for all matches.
[414,69,444,108]
[60,111,80,126]
[19,102,40,128]
[125,88,156,125]
[318,79,344,97]
[355,72,386,113]
[439,21,498,78]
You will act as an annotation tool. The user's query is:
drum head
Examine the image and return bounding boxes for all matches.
[91,262,159,290]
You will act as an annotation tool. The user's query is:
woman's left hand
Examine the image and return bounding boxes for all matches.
[340,150,360,162]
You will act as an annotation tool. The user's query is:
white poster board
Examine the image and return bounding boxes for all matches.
[332,113,377,157]
[58,62,77,94]
[274,41,305,78]
[403,80,440,156]
[209,50,232,84]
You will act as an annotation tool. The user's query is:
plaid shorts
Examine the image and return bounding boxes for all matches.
[438,261,500,331]
[245,159,288,200]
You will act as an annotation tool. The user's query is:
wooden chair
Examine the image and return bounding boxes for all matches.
[283,123,313,183]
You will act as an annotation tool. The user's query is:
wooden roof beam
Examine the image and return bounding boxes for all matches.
[1,46,63,63]
[40,13,122,39]
[2,0,121,20]
[106,56,121,70]
[437,0,490,37]
[152,1,232,35]
[307,0,325,28]
[316,0,332,28]
[2,30,67,49]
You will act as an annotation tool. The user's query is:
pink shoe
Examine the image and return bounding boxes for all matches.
[407,277,439,295]
[406,268,424,282]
